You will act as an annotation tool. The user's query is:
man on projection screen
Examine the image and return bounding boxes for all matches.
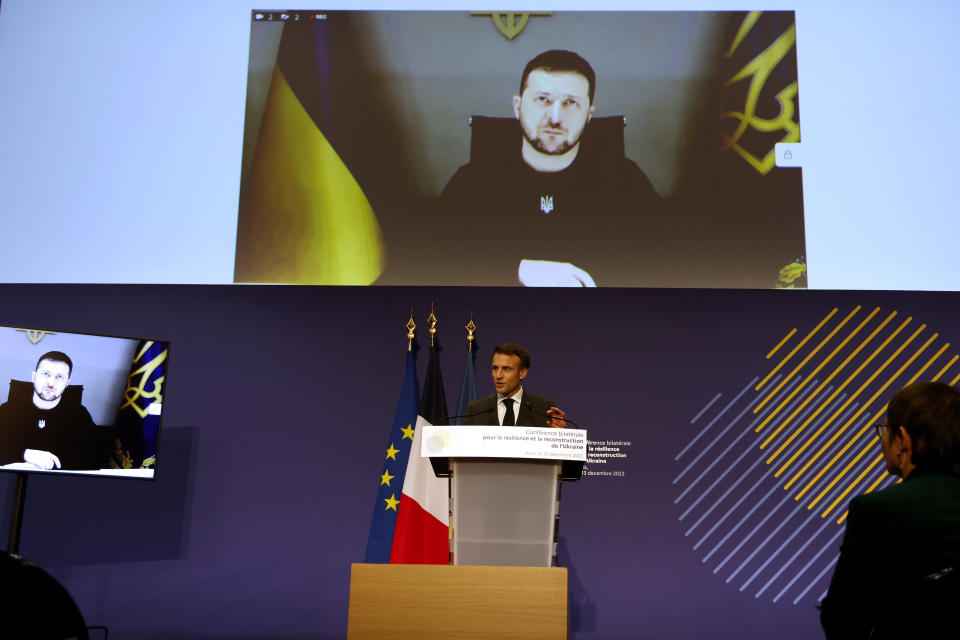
[441,49,661,287]
[0,351,104,470]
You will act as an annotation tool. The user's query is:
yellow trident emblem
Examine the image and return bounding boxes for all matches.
[470,12,552,40]
[15,328,55,344]
[120,342,168,419]
[719,12,800,175]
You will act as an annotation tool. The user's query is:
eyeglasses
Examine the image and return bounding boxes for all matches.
[874,423,889,439]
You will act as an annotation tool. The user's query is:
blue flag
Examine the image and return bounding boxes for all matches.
[110,340,167,470]
[455,346,478,425]
[364,349,420,563]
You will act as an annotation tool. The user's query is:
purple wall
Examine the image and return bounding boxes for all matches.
[2,284,956,638]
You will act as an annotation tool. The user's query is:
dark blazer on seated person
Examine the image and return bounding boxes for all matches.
[463,391,554,428]
[819,468,960,639]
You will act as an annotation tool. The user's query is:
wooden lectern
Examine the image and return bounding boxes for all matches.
[347,425,586,638]
[346,563,567,639]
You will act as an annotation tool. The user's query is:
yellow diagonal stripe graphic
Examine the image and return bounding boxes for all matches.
[933,355,960,382]
[900,343,949,388]
[864,469,891,494]
[800,341,950,507]
[755,307,875,434]
[761,310,893,450]
[838,466,899,525]
[766,328,797,359]
[756,308,837,391]
[820,454,883,517]
[796,330,937,502]
[755,306,861,416]
[765,312,902,465]
[794,349,950,495]
[824,455,887,522]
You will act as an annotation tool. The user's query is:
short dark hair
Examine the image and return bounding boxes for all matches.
[492,343,531,371]
[886,381,960,473]
[519,50,596,104]
[35,351,73,377]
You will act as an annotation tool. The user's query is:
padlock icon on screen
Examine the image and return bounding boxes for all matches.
[784,149,793,160]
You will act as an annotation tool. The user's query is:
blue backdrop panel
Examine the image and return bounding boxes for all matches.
[0,284,955,639]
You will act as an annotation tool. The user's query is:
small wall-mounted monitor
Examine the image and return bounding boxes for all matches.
[0,325,169,479]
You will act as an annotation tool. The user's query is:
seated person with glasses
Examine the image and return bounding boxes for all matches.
[819,381,960,639]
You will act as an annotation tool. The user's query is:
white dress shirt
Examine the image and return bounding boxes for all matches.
[497,387,524,425]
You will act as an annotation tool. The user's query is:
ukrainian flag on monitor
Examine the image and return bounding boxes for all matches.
[235,16,384,285]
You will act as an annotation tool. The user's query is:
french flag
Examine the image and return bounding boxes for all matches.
[390,413,448,563]
[390,339,449,564]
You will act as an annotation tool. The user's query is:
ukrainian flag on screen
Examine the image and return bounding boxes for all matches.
[235,18,384,285]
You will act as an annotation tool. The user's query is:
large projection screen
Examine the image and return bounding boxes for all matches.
[236,10,805,288]
[0,0,958,289]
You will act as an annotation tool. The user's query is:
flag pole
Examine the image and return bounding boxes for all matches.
[363,309,421,563]
[465,312,476,354]
[427,303,438,348]
[389,304,449,564]
[406,308,416,352]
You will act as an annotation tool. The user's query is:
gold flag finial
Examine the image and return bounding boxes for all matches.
[465,312,477,353]
[427,303,438,348]
[406,308,416,351]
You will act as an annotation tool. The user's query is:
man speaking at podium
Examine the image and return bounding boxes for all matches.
[464,343,567,428]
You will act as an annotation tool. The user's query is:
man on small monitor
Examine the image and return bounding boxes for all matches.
[0,351,103,470]
[463,343,567,428]
[441,49,661,287]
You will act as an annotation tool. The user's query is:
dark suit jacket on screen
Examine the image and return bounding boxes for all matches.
[463,391,554,428]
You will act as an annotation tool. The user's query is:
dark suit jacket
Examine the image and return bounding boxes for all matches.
[820,469,960,639]
[463,390,554,428]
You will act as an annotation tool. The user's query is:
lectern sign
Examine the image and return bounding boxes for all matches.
[421,425,587,461]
